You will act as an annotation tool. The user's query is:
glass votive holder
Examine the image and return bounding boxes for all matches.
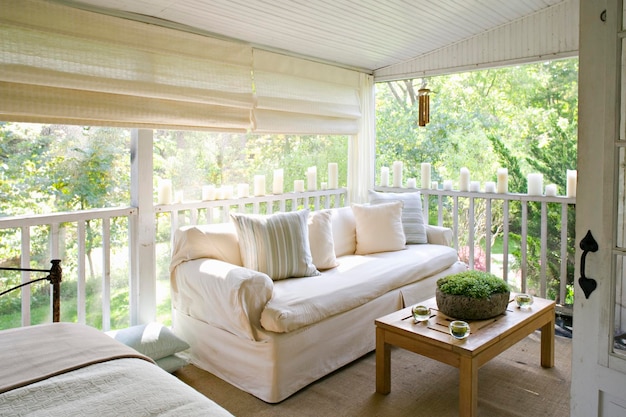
[412,305,431,323]
[449,320,470,339]
[515,293,534,309]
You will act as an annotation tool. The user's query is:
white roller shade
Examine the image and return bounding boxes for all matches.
[253,50,362,134]
[0,0,254,131]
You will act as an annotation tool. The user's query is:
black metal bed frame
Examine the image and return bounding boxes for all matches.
[0,260,62,322]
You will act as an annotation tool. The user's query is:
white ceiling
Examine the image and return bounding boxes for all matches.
[58,0,566,73]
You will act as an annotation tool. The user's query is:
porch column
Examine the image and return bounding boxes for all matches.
[130,129,156,324]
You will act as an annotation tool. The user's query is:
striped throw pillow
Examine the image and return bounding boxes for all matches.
[368,190,428,244]
[231,210,320,280]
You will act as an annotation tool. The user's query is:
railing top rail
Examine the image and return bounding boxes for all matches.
[374,187,576,204]
[0,206,137,229]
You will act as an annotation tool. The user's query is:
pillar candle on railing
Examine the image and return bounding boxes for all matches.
[443,180,453,190]
[237,183,249,198]
[273,169,284,194]
[328,163,338,189]
[307,166,317,191]
[545,183,557,197]
[496,168,508,194]
[484,181,496,193]
[407,178,416,188]
[566,170,577,198]
[174,190,184,203]
[215,187,224,200]
[470,181,480,192]
[201,185,216,201]
[431,181,438,190]
[321,182,327,190]
[527,173,543,195]
[392,161,403,188]
[254,175,266,196]
[222,185,234,199]
[157,179,173,205]
[421,163,431,189]
[294,179,305,193]
[459,167,470,192]
[380,167,389,187]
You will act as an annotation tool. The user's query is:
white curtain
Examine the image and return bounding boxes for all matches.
[348,74,376,204]
[253,49,362,135]
[0,0,254,131]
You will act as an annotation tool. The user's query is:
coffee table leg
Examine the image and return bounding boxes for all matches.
[459,356,478,417]
[540,312,555,368]
[376,327,391,394]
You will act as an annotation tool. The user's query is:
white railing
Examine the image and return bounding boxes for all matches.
[378,187,576,310]
[0,187,575,329]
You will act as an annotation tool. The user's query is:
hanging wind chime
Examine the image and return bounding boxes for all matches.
[418,85,430,126]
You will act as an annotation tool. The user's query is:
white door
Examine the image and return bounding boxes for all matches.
[571,0,626,415]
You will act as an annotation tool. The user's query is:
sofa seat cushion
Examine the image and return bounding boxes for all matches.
[259,244,458,333]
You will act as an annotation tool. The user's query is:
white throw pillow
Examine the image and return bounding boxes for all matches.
[368,190,428,244]
[330,206,357,257]
[308,210,339,270]
[352,201,406,255]
[231,210,320,280]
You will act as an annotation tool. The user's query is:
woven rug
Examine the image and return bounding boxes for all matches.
[175,332,571,417]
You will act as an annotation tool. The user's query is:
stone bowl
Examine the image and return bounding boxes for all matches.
[436,288,510,320]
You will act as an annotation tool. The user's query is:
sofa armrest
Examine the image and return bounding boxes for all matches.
[172,259,273,341]
[425,224,453,246]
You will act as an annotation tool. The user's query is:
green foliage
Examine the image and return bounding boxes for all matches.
[437,270,510,299]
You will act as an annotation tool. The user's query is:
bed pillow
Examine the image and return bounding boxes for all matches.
[308,210,339,270]
[352,201,406,255]
[106,322,189,361]
[231,210,320,280]
[368,190,428,244]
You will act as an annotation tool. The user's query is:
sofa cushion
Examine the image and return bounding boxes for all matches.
[352,201,406,255]
[368,190,428,244]
[330,206,356,257]
[308,210,339,270]
[260,244,460,333]
[231,210,320,280]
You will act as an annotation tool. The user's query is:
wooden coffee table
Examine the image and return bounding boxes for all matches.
[375,295,555,417]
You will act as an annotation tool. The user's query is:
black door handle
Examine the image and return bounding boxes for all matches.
[579,230,598,299]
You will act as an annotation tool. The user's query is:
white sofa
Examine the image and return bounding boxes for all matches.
[169,198,466,403]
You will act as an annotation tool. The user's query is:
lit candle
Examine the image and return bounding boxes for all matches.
[470,181,480,192]
[527,173,543,196]
[273,169,284,194]
[201,185,216,201]
[307,166,317,191]
[392,161,403,188]
[431,181,439,190]
[545,183,557,197]
[237,183,249,198]
[215,187,224,200]
[407,178,417,188]
[443,180,453,191]
[497,168,508,194]
[421,163,431,189]
[380,167,389,187]
[459,167,470,192]
[328,163,338,189]
[294,179,305,193]
[566,170,577,198]
[484,181,496,193]
[254,175,266,196]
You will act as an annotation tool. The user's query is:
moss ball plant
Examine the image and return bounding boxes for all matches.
[436,270,511,320]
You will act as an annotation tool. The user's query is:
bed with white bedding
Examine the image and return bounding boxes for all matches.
[0,322,233,417]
